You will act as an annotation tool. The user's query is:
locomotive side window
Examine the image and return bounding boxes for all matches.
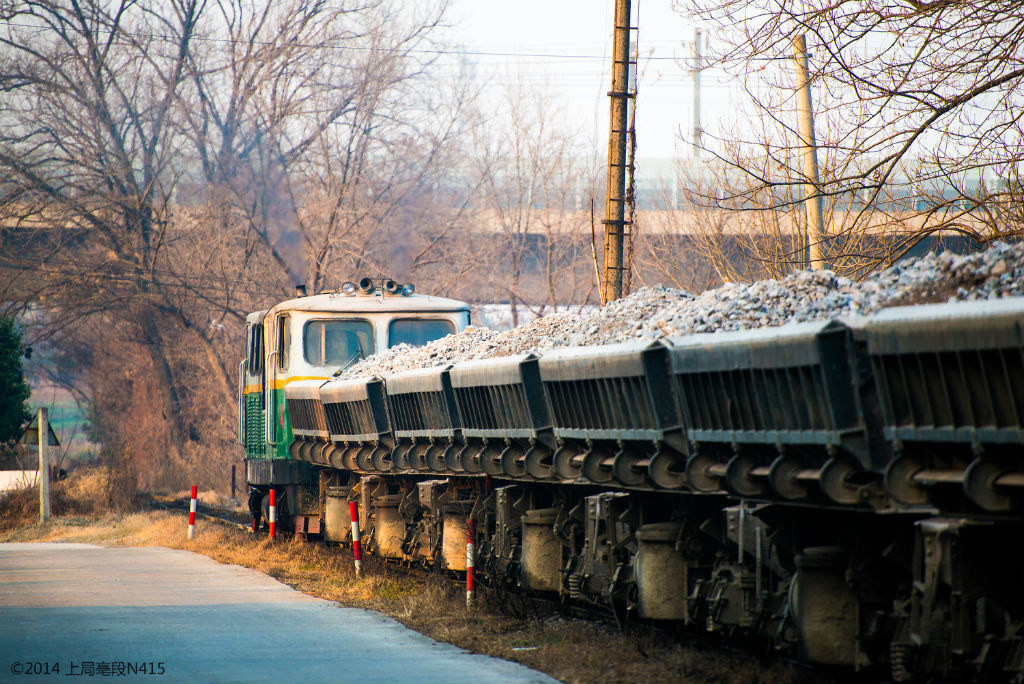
[388,318,455,348]
[248,323,263,374]
[277,314,290,371]
[304,319,374,367]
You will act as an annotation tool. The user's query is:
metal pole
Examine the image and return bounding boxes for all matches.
[38,407,50,523]
[793,34,825,269]
[601,0,632,304]
[231,464,236,500]
[692,28,702,159]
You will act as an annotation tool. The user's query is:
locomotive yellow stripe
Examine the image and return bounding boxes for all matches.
[243,376,329,394]
[270,376,329,389]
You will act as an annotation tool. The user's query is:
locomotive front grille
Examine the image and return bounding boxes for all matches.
[244,392,265,456]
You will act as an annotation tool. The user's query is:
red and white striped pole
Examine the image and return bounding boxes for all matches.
[349,501,363,577]
[268,489,277,539]
[187,486,197,540]
[466,518,476,608]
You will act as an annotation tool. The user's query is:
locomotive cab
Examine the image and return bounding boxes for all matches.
[238,280,470,521]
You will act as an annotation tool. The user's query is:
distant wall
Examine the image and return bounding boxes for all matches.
[0,470,36,493]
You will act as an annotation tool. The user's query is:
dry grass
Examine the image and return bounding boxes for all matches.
[0,467,139,531]
[0,473,836,684]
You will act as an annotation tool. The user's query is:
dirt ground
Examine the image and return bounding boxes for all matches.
[0,476,837,684]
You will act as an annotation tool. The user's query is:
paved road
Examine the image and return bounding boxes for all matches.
[0,543,556,684]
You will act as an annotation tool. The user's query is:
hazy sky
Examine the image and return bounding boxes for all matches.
[446,0,735,160]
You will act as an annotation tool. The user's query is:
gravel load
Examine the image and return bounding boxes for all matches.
[340,241,1024,379]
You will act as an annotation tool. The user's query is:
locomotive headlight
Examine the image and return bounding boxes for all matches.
[402,283,415,296]
[342,281,357,295]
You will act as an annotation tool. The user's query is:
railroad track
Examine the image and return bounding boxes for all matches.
[149,496,252,532]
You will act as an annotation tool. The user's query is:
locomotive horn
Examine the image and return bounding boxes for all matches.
[384,279,401,295]
[358,277,375,294]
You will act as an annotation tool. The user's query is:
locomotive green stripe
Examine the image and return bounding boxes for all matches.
[269,387,292,460]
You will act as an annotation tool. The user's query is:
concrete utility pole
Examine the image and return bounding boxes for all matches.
[792,34,825,270]
[38,407,50,523]
[692,28,702,159]
[601,0,633,305]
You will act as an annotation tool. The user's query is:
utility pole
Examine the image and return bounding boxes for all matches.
[793,34,825,269]
[601,0,633,304]
[692,28,702,159]
[38,407,50,523]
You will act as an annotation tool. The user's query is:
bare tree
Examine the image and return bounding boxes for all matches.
[470,83,602,323]
[0,0,205,449]
[674,0,1024,272]
[0,0,475,491]
[179,0,468,295]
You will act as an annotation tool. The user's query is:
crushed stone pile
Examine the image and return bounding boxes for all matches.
[340,241,1024,379]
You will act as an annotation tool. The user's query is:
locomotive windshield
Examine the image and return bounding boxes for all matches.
[388,318,455,348]
[304,319,373,367]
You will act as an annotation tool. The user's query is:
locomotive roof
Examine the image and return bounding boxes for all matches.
[248,292,469,321]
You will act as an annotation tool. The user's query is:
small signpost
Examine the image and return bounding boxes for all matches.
[188,486,198,539]
[466,518,476,609]
[18,408,60,523]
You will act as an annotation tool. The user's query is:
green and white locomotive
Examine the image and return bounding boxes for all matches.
[238,277,469,525]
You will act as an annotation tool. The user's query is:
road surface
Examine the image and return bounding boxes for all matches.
[0,543,557,684]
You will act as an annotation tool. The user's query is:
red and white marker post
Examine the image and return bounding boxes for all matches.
[268,489,277,539]
[466,518,476,608]
[187,486,197,540]
[349,501,363,577]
